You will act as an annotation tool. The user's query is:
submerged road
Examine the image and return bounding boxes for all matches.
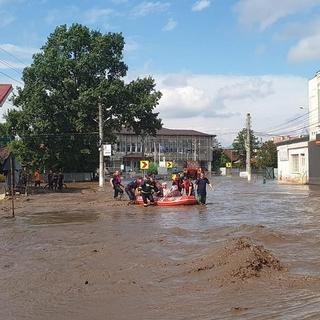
[1,177,320,319]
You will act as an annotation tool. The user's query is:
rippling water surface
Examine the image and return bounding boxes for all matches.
[1,177,320,320]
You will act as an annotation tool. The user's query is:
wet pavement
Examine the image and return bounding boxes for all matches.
[1,177,320,319]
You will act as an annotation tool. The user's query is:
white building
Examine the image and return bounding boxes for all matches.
[277,137,309,184]
[277,72,320,184]
[309,72,320,140]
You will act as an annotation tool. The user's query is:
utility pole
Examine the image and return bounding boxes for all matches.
[246,113,251,182]
[98,103,105,188]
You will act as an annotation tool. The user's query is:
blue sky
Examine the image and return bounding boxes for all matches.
[1,0,320,145]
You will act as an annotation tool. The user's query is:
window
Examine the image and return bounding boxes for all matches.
[290,154,299,173]
[300,154,306,172]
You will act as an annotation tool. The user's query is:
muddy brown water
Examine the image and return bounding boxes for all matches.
[1,177,320,319]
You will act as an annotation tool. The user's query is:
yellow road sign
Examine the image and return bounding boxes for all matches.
[140,160,149,170]
[166,160,173,169]
[226,162,232,168]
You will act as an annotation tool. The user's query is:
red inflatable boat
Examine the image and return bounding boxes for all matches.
[135,195,197,206]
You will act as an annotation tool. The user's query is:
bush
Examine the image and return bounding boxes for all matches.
[147,162,158,175]
[0,174,5,182]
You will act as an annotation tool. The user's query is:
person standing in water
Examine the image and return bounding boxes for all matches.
[195,172,213,205]
[110,170,124,200]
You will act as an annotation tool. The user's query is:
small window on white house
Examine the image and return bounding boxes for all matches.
[291,154,299,173]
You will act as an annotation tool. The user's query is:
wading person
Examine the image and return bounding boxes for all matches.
[53,172,58,190]
[195,172,213,205]
[47,170,53,190]
[34,169,41,187]
[57,170,64,191]
[183,176,194,196]
[110,170,124,200]
[138,176,157,207]
[125,178,142,204]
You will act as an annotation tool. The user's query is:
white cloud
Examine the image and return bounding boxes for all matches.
[288,34,320,63]
[162,18,177,31]
[234,0,320,31]
[85,8,116,23]
[132,1,170,17]
[44,6,79,25]
[0,59,25,70]
[128,70,308,145]
[192,0,211,12]
[124,38,139,53]
[0,44,38,59]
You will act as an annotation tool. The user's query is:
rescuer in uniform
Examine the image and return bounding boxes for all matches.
[138,176,158,207]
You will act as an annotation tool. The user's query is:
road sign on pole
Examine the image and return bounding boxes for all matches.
[140,160,149,170]
[103,144,112,156]
[166,160,173,169]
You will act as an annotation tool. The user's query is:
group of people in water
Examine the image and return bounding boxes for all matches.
[110,170,213,206]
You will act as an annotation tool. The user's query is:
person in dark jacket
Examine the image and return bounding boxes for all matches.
[125,178,142,204]
[47,170,54,190]
[57,170,64,191]
[195,172,213,205]
[53,172,58,190]
[138,176,158,207]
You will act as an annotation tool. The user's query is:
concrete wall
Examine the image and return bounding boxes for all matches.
[277,141,309,184]
[309,141,320,184]
[309,75,320,141]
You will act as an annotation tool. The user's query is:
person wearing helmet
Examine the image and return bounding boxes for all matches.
[138,176,157,207]
[125,178,142,204]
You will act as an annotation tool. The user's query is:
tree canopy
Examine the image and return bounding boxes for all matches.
[232,128,260,167]
[256,140,277,168]
[7,24,162,171]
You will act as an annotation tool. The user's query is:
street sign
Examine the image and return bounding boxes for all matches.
[103,144,112,156]
[166,160,173,169]
[226,162,232,168]
[140,160,149,170]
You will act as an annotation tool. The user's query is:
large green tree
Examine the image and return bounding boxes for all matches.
[232,128,260,167]
[7,24,162,171]
[256,140,277,168]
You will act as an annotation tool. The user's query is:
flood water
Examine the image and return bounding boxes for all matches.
[1,177,320,319]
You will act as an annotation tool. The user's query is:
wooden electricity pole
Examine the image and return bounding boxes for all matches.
[10,155,15,217]
[98,103,105,188]
[246,113,252,182]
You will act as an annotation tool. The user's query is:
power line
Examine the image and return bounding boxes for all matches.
[257,112,310,133]
[254,119,320,137]
[0,46,28,66]
[0,58,23,76]
[0,70,24,85]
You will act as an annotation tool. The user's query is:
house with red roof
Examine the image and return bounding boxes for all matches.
[0,84,13,107]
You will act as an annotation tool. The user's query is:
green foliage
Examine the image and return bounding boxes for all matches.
[256,140,277,168]
[219,153,230,167]
[146,162,158,175]
[6,24,162,171]
[0,122,13,147]
[232,128,260,167]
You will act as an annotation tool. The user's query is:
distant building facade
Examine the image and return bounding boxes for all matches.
[108,128,217,172]
[276,72,320,184]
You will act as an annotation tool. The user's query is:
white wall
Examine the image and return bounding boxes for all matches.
[277,141,309,184]
[309,74,320,141]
